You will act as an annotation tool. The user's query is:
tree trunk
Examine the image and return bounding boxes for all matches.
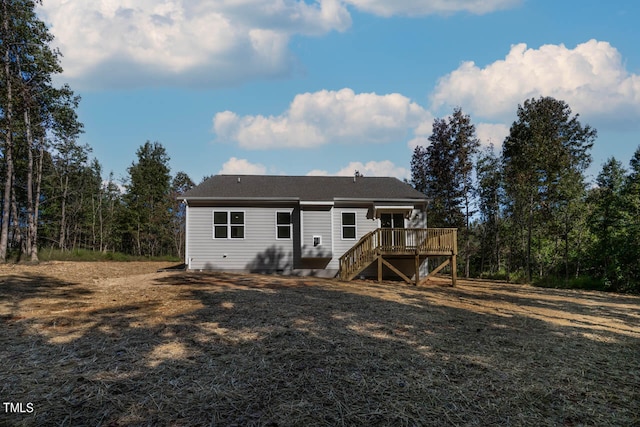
[564,211,570,283]
[0,0,14,262]
[98,185,104,252]
[0,140,13,261]
[10,169,23,257]
[31,141,44,261]
[24,108,38,261]
[479,223,486,274]
[91,194,97,250]
[526,193,534,282]
[465,194,470,278]
[59,174,68,250]
[495,215,500,273]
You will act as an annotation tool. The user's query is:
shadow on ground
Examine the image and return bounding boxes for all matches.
[1,271,639,426]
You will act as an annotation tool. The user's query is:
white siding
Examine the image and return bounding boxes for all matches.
[187,205,296,271]
[330,207,378,270]
[185,202,427,276]
[301,208,332,258]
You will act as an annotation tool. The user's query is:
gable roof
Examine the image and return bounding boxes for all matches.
[180,175,428,202]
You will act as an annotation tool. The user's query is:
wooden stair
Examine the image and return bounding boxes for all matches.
[338,230,379,281]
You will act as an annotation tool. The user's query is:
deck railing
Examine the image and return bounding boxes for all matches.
[378,228,457,254]
[339,228,457,280]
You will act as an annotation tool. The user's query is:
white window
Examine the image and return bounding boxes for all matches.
[341,212,356,239]
[276,211,292,239]
[313,236,322,247]
[213,211,245,239]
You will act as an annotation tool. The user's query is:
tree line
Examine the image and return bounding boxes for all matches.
[0,1,194,262]
[3,2,639,292]
[411,97,640,292]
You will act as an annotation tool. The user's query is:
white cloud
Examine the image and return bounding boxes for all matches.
[344,0,520,17]
[219,157,267,175]
[431,39,640,124]
[213,88,430,149]
[476,123,510,147]
[306,169,330,176]
[36,0,520,88]
[307,160,409,180]
[37,0,351,88]
[407,137,430,151]
[406,115,437,150]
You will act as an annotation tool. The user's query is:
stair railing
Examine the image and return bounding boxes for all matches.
[338,229,379,280]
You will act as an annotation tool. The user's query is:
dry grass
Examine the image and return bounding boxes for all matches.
[1,261,639,426]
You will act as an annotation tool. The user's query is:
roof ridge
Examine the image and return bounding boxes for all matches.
[181,174,427,201]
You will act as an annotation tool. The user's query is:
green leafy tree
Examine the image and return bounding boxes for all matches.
[475,144,503,274]
[602,147,640,291]
[0,0,19,260]
[502,96,595,281]
[587,158,627,288]
[49,138,91,250]
[622,148,640,290]
[14,5,67,261]
[410,107,480,277]
[409,145,428,194]
[124,141,172,257]
[95,172,123,253]
[0,0,82,261]
[414,117,458,227]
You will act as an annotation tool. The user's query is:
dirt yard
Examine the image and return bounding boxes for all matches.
[1,262,639,426]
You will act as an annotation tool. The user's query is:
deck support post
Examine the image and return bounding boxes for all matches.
[451,254,457,287]
[414,253,420,286]
[451,231,458,287]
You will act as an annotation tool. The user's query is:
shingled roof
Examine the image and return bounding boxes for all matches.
[180,175,428,202]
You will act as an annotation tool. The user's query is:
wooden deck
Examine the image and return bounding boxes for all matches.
[339,228,458,285]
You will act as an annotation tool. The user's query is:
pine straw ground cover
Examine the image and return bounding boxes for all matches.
[0,262,639,426]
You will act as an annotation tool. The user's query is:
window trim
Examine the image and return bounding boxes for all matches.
[275,211,292,240]
[213,211,229,239]
[341,211,357,240]
[212,210,245,239]
[379,212,406,229]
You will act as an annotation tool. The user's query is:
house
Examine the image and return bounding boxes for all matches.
[179,175,457,284]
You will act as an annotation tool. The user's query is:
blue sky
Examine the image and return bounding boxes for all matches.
[38,0,640,184]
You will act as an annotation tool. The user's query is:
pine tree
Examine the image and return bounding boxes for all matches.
[475,144,503,274]
[621,147,640,290]
[588,158,627,287]
[502,96,595,281]
[0,0,82,261]
[410,107,480,277]
[124,141,172,257]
